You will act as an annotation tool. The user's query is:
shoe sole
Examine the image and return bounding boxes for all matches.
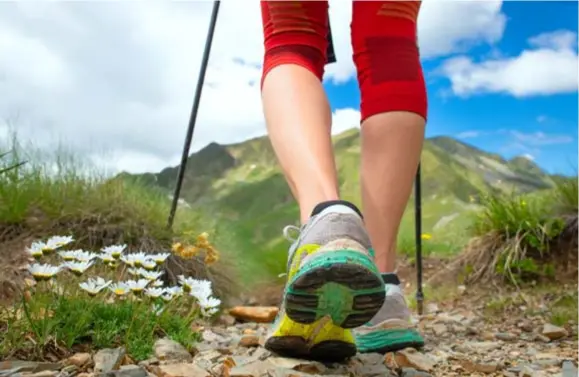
[264,313,356,361]
[284,249,386,329]
[356,328,425,354]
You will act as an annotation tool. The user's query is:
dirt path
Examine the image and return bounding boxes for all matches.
[2,288,576,377]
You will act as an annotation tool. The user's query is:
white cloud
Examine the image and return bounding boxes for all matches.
[510,130,574,146]
[456,131,481,139]
[441,30,578,97]
[521,153,535,161]
[0,0,507,173]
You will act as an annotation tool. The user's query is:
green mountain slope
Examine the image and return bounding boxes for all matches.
[120,129,556,280]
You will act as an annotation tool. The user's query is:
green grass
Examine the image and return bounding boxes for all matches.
[0,246,206,361]
[0,132,232,360]
[0,134,203,240]
[458,177,577,285]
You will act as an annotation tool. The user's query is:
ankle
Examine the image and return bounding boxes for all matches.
[310,200,363,219]
[381,272,401,286]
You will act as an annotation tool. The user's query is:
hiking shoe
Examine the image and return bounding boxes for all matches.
[264,201,386,361]
[354,273,425,353]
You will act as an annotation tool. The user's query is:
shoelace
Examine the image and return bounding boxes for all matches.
[278,224,302,279]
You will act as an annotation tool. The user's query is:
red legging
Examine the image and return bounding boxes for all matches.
[260,1,427,122]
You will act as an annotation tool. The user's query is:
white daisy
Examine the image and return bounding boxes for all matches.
[28,263,61,281]
[125,279,150,294]
[142,260,157,271]
[144,287,165,298]
[140,270,164,281]
[151,253,170,265]
[161,286,182,301]
[46,235,74,250]
[75,251,98,262]
[98,251,116,264]
[109,282,131,296]
[121,253,149,267]
[201,307,219,317]
[58,249,84,261]
[131,252,150,267]
[102,244,126,259]
[197,295,221,309]
[26,242,45,259]
[151,280,164,287]
[62,261,93,276]
[127,267,141,276]
[79,277,112,296]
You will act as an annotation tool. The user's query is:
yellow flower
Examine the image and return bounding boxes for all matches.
[421,233,432,240]
[172,242,184,254]
[178,246,199,259]
[196,232,210,248]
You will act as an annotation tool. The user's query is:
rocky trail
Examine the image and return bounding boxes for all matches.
[1,298,577,377]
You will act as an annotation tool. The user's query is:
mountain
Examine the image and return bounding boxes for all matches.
[119,129,556,279]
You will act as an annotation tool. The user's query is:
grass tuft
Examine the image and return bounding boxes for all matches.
[429,186,577,286]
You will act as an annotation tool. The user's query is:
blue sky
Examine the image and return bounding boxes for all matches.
[325,1,578,176]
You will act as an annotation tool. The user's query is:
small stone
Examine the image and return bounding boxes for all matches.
[154,363,210,377]
[93,348,126,374]
[466,326,478,335]
[267,357,326,374]
[562,361,578,377]
[542,324,568,341]
[228,306,279,323]
[392,348,436,372]
[534,334,551,342]
[238,335,260,347]
[495,332,517,341]
[432,324,447,336]
[218,314,236,326]
[481,331,495,340]
[518,321,534,333]
[154,338,192,362]
[66,353,92,368]
[399,367,432,377]
[102,365,148,377]
[460,359,499,373]
[228,360,273,377]
[0,362,61,374]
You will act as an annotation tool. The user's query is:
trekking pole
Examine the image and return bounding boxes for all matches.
[414,163,424,315]
[167,0,221,229]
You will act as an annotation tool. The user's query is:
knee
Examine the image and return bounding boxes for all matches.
[262,43,327,88]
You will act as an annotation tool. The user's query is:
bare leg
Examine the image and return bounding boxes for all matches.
[262,66,339,224]
[361,113,425,272]
[351,1,427,273]
[260,1,337,224]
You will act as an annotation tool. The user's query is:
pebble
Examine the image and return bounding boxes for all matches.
[1,301,577,377]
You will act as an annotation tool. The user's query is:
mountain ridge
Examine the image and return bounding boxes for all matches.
[118,129,558,278]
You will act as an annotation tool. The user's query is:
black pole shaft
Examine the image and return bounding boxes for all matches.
[415,163,424,315]
[167,0,221,229]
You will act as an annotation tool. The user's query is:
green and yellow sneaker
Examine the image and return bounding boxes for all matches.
[354,273,425,354]
[264,201,386,361]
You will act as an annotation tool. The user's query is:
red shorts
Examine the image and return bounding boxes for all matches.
[260,1,427,122]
